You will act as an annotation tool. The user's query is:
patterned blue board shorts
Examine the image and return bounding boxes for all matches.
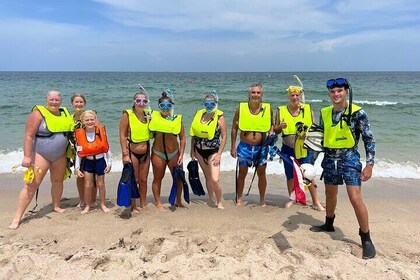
[321,153,362,186]
[82,157,107,175]
[237,141,268,167]
[281,145,313,180]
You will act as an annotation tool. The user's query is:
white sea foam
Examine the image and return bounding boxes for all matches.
[2,150,419,179]
[353,100,398,106]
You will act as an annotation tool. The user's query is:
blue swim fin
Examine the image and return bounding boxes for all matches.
[187,160,205,196]
[168,169,178,206]
[127,162,140,199]
[117,163,133,207]
[176,166,190,204]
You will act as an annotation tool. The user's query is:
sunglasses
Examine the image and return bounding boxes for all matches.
[158,101,173,111]
[135,98,149,106]
[326,78,349,90]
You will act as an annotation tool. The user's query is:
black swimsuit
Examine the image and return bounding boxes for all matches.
[129,141,150,163]
[193,125,221,165]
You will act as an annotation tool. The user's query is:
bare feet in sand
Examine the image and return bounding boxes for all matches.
[312,203,326,211]
[155,203,165,210]
[101,205,110,213]
[8,220,20,230]
[54,207,66,213]
[236,198,243,206]
[284,200,295,208]
[81,207,90,214]
[131,206,140,214]
[217,202,225,209]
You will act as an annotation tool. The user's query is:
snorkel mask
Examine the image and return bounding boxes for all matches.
[201,89,219,113]
[136,84,152,119]
[159,87,175,120]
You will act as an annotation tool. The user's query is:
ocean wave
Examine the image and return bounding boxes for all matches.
[2,150,419,179]
[353,100,398,106]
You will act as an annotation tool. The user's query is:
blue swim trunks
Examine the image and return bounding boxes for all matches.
[281,145,313,180]
[82,157,107,175]
[237,141,268,167]
[321,152,362,186]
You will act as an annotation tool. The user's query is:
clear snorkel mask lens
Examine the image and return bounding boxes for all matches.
[158,101,173,111]
[201,100,217,113]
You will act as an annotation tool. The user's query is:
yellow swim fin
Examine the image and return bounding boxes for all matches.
[23,166,42,183]
[294,122,308,159]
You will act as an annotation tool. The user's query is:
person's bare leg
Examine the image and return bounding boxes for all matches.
[9,155,49,229]
[50,155,67,213]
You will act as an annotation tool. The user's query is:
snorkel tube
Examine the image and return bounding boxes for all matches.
[137,83,152,118]
[344,82,353,126]
[293,75,305,103]
[164,87,175,120]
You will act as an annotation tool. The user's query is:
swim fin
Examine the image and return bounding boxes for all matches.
[169,166,190,206]
[117,163,134,207]
[294,122,308,159]
[187,160,205,196]
[303,124,324,152]
[176,165,190,204]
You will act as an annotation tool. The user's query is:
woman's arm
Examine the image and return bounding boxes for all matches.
[22,111,42,167]
[118,112,130,163]
[177,123,186,165]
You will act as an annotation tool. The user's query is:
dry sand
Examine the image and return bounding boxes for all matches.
[0,172,419,279]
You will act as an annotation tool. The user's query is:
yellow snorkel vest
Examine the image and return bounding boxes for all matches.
[125,109,152,143]
[149,110,182,135]
[33,105,74,133]
[321,104,362,149]
[278,103,313,136]
[189,109,223,140]
[238,102,271,132]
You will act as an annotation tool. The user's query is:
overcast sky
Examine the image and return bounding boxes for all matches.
[1,0,419,71]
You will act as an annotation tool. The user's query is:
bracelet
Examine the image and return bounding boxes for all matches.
[122,150,129,156]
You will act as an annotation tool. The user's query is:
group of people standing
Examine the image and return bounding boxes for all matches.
[8,78,376,259]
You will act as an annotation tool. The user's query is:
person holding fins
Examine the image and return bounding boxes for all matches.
[310,78,376,259]
[149,89,187,209]
[74,110,112,214]
[274,84,325,210]
[119,89,152,211]
[9,90,74,229]
[70,93,99,208]
[230,83,272,207]
[189,90,227,209]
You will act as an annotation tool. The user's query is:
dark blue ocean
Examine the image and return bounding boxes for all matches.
[1,71,419,178]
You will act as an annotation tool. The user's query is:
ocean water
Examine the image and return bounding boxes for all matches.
[0,71,419,178]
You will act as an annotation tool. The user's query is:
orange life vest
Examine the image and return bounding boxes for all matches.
[75,125,109,157]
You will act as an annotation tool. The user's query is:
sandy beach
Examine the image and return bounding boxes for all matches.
[0,172,419,279]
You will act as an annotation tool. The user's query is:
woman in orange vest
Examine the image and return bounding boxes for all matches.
[75,110,112,214]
